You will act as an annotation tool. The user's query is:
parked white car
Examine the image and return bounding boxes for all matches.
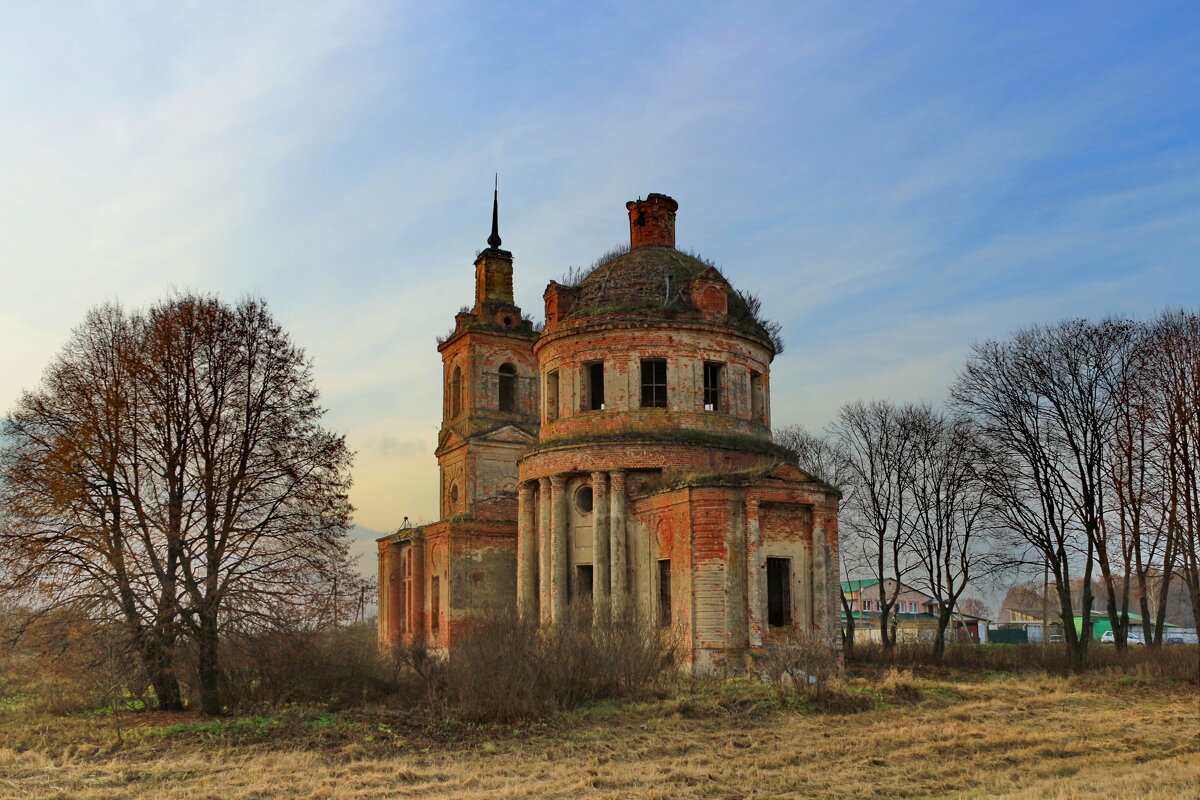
[1100,630,1145,644]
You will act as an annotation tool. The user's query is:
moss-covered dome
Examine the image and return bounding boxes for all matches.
[575,247,710,310]
[562,246,781,353]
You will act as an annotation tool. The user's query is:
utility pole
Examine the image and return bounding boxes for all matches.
[1041,556,1049,648]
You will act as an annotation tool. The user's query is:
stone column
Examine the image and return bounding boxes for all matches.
[816,499,841,652]
[517,481,537,620]
[550,474,570,623]
[409,537,425,642]
[391,542,411,644]
[609,470,628,619]
[634,518,652,624]
[591,471,611,624]
[538,477,552,624]
[811,502,829,643]
[746,498,764,647]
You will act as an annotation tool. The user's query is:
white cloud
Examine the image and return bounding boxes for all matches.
[2,1,1196,535]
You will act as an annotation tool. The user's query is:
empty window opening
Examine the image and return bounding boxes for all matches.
[766,557,792,627]
[576,564,594,599]
[430,575,441,634]
[498,362,517,412]
[658,559,672,627]
[750,370,764,422]
[703,362,723,411]
[545,370,560,422]
[641,359,668,408]
[585,361,605,410]
[575,485,593,514]
[449,366,463,417]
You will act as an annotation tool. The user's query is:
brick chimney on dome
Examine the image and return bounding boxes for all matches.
[626,193,678,249]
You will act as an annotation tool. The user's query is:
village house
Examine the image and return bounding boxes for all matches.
[842,579,990,643]
[377,192,843,671]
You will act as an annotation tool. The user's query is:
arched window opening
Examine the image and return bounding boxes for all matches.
[449,366,462,417]
[545,370,560,422]
[498,363,517,412]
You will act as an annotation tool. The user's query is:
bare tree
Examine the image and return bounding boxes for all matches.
[1145,310,1200,635]
[0,305,184,708]
[1106,320,1173,645]
[775,424,859,654]
[0,294,355,715]
[952,319,1135,668]
[160,296,354,715]
[901,405,1001,660]
[828,401,919,651]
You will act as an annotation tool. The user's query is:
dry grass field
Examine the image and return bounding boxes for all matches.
[0,668,1196,800]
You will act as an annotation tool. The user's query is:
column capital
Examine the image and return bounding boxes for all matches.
[549,473,568,490]
[538,476,551,490]
[518,480,535,499]
[746,497,761,516]
[590,470,609,488]
[609,470,627,491]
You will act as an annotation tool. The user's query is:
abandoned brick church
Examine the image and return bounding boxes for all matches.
[377,192,842,670]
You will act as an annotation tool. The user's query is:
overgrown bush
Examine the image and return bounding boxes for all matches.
[750,632,871,713]
[0,608,146,715]
[848,641,1199,683]
[215,622,413,712]
[754,632,839,700]
[441,603,677,722]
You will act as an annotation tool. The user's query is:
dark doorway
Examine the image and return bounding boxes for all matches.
[576,564,594,599]
[766,558,792,627]
[658,559,672,627]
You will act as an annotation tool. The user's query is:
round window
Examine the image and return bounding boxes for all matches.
[574,485,594,514]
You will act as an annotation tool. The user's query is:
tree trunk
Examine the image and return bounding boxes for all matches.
[1137,570,1157,649]
[141,636,184,711]
[1053,577,1085,673]
[196,611,222,716]
[840,594,856,659]
[933,608,951,664]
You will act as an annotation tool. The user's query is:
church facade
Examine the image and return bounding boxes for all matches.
[377,193,842,670]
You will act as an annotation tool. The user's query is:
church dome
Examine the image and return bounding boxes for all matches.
[575,246,712,310]
[559,241,776,353]
[531,191,782,353]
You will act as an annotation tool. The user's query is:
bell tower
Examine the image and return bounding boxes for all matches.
[434,182,539,521]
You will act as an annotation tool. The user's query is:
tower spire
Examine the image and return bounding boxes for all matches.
[487,174,502,249]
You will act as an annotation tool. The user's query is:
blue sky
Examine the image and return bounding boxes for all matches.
[2,2,1198,565]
